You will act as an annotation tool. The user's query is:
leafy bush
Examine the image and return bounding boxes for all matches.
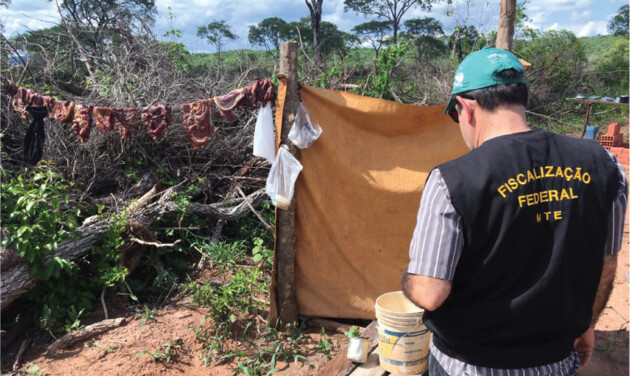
[1,161,80,279]
[593,39,629,95]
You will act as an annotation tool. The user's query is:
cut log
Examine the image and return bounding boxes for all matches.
[47,317,126,351]
[0,188,266,312]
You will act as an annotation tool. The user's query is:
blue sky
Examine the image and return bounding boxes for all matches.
[1,0,627,53]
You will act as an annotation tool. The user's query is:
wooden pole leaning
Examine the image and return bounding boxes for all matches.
[275,41,300,327]
[496,0,516,51]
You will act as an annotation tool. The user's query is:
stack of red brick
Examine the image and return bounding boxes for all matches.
[599,123,629,165]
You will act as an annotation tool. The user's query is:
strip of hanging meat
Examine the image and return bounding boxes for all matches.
[1,77,18,97]
[93,107,116,132]
[253,78,276,107]
[51,100,76,123]
[43,96,56,114]
[114,108,138,139]
[72,104,93,144]
[11,87,41,119]
[29,91,43,107]
[141,105,172,141]
[11,87,30,119]
[182,99,214,149]
[213,79,276,122]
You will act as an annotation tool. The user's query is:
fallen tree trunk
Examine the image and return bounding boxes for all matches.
[47,317,127,351]
[0,187,267,311]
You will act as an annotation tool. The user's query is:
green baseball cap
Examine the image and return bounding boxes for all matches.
[444,47,529,115]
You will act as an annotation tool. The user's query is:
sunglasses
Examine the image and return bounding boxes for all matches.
[447,95,475,123]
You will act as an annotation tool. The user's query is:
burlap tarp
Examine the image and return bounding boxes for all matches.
[272,84,468,320]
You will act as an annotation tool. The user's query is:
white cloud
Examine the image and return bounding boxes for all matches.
[546,22,559,31]
[571,9,592,22]
[528,0,592,13]
[577,21,608,37]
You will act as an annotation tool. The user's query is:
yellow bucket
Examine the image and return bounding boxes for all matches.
[375,291,431,375]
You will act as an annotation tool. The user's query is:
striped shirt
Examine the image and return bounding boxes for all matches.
[408,152,627,376]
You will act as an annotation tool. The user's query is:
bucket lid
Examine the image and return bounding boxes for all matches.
[375,291,424,316]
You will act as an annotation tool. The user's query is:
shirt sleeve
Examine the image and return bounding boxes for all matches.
[604,150,628,255]
[407,168,464,280]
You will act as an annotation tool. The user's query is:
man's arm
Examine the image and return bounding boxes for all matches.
[402,271,452,311]
[574,253,618,370]
[402,168,463,311]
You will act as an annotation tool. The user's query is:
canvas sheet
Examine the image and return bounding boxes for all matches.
[279,84,468,319]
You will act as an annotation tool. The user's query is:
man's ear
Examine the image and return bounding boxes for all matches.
[459,96,475,125]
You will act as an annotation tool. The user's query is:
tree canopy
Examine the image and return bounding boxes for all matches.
[402,17,446,58]
[343,0,445,44]
[198,20,238,63]
[608,5,629,37]
[248,17,289,52]
[352,20,392,57]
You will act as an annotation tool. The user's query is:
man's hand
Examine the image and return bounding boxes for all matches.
[573,328,594,370]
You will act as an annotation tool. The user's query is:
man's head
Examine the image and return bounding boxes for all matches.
[444,47,529,124]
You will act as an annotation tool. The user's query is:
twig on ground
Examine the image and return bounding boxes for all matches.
[101,287,108,320]
[12,339,31,371]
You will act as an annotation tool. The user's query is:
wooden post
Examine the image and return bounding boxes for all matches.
[275,42,300,327]
[496,0,516,51]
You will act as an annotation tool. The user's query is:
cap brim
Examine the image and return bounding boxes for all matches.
[443,95,456,115]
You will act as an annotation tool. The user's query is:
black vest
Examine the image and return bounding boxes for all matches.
[424,129,620,368]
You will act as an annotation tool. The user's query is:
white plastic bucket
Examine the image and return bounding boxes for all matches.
[375,291,431,375]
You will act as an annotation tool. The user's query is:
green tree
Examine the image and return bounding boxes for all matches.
[595,39,629,93]
[285,18,356,62]
[343,0,445,44]
[197,20,238,65]
[608,5,629,37]
[305,0,325,66]
[55,0,156,79]
[402,17,445,58]
[352,20,392,58]
[448,25,479,61]
[514,30,586,106]
[248,17,289,52]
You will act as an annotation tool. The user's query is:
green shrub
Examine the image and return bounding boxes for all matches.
[1,162,80,278]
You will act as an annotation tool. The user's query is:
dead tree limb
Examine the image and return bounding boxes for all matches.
[47,317,126,351]
[0,188,267,312]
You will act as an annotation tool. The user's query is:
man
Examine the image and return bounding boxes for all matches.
[401,47,627,376]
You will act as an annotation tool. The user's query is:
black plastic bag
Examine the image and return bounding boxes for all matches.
[24,105,48,165]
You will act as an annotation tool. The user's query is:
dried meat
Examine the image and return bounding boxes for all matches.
[43,96,56,115]
[29,91,43,107]
[51,100,76,123]
[72,104,93,143]
[11,87,31,119]
[93,107,116,132]
[1,78,18,96]
[141,105,172,141]
[114,108,138,139]
[182,99,214,149]
[213,79,276,121]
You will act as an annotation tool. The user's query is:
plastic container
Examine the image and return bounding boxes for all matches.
[375,291,431,375]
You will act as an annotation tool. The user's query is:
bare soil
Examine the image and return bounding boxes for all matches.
[5,293,348,376]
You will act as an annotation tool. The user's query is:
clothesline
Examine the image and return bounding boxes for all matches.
[1,77,276,149]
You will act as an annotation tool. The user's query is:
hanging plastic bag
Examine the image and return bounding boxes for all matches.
[253,102,276,163]
[288,102,321,149]
[265,145,303,210]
